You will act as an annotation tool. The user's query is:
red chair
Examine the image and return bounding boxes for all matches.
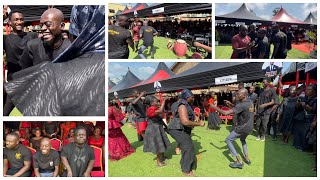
[51,138,62,151]
[90,145,104,177]
[219,106,233,125]
[27,146,36,177]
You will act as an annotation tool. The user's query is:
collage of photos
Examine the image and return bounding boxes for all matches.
[0,1,318,179]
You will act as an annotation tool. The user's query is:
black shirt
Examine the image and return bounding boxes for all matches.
[257,88,279,114]
[272,31,287,56]
[140,26,157,46]
[232,99,254,134]
[108,25,132,59]
[4,32,38,80]
[248,31,257,42]
[43,122,59,135]
[4,144,32,169]
[20,38,71,69]
[253,36,269,59]
[33,150,60,172]
[61,142,95,177]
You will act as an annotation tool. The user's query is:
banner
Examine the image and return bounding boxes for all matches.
[215,74,237,85]
[152,7,164,14]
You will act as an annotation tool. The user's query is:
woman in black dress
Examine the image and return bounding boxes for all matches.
[143,95,170,167]
[276,86,298,143]
[167,89,205,176]
[293,85,317,151]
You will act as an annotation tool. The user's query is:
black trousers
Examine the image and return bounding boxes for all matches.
[256,112,271,137]
[167,129,197,173]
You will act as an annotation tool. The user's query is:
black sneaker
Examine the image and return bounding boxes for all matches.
[243,159,251,165]
[229,162,243,169]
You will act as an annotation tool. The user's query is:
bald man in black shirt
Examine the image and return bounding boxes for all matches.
[20,8,71,69]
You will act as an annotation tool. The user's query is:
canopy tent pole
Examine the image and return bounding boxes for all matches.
[305,71,310,87]
[295,62,299,88]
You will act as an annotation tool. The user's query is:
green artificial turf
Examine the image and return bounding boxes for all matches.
[215,44,310,59]
[128,37,196,59]
[109,124,316,177]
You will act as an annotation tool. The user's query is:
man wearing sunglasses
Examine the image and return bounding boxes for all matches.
[20,8,71,69]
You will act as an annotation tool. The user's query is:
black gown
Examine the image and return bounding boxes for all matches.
[5,52,105,116]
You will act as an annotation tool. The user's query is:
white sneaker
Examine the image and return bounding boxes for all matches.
[256,136,260,140]
[260,136,265,141]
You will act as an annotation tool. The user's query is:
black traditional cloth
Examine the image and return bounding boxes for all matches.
[278,97,298,134]
[143,106,170,154]
[4,5,105,116]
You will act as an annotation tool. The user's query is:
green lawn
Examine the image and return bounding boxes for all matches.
[9,107,22,116]
[129,37,195,59]
[109,124,316,177]
[215,44,310,59]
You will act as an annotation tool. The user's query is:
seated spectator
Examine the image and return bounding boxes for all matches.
[42,121,59,139]
[33,138,60,177]
[13,129,29,146]
[30,128,44,151]
[4,133,32,177]
[60,121,76,140]
[88,126,104,148]
[61,126,95,177]
[63,128,75,146]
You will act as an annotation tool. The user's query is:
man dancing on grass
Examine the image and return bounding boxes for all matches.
[210,88,254,169]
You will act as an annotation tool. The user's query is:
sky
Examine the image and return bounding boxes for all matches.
[109,62,174,83]
[108,62,292,84]
[215,3,317,21]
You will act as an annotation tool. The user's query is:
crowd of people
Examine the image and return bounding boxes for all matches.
[3,121,105,177]
[108,79,317,176]
[3,5,105,116]
[108,15,212,59]
[216,23,316,59]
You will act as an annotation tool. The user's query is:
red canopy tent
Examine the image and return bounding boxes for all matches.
[122,3,148,14]
[132,62,175,87]
[122,5,132,14]
[271,7,304,24]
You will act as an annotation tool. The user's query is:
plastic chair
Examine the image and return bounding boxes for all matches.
[90,145,104,177]
[26,146,36,177]
[219,106,233,125]
[51,138,62,151]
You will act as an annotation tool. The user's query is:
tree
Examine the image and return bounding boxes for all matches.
[272,7,280,16]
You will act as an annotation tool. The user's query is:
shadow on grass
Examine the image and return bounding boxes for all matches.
[131,140,144,149]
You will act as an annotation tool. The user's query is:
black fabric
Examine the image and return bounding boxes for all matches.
[257,88,279,114]
[167,129,197,173]
[278,97,298,134]
[272,31,287,58]
[108,25,132,59]
[5,53,105,116]
[6,168,31,177]
[256,112,271,136]
[140,26,157,46]
[207,112,221,129]
[20,38,71,69]
[252,36,269,59]
[43,122,59,135]
[168,101,194,134]
[143,116,171,154]
[3,32,38,80]
[232,100,254,134]
[248,31,257,42]
[131,99,147,119]
[61,142,95,177]
[248,92,258,103]
[4,144,32,170]
[33,150,60,171]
